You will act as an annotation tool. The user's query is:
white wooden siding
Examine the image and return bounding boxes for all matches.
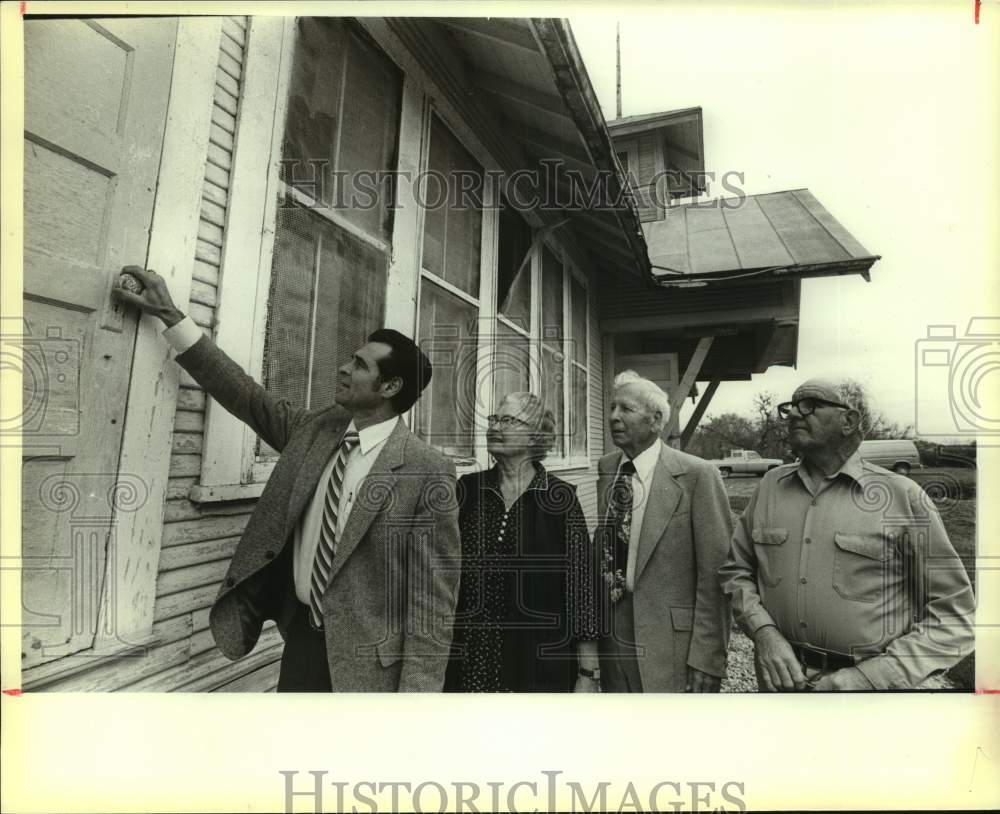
[30,17,283,693]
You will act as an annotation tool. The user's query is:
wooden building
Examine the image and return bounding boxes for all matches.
[605,112,880,446]
[18,15,876,692]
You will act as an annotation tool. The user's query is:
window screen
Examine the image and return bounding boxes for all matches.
[415,283,479,461]
[541,246,564,347]
[492,321,531,406]
[542,344,565,459]
[258,18,399,461]
[496,202,532,331]
[259,205,387,460]
[569,276,589,457]
[569,363,587,457]
[281,17,401,242]
[421,117,483,295]
[570,277,587,364]
[416,116,485,462]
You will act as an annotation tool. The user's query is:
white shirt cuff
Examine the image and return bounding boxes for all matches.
[161,315,203,354]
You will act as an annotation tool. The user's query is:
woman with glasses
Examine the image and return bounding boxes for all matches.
[444,392,601,693]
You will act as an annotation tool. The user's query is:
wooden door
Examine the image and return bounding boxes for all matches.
[19,18,177,668]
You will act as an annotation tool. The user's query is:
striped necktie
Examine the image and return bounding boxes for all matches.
[309,429,360,629]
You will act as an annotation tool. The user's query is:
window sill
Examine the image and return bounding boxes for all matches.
[454,458,593,477]
[188,462,593,502]
[189,482,266,504]
[545,458,593,474]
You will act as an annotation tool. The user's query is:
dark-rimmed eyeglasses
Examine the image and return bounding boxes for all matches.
[777,397,852,420]
[487,414,533,429]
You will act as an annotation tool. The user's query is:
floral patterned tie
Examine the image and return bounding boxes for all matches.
[607,459,636,590]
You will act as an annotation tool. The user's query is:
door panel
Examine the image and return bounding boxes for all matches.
[615,352,679,446]
[20,17,177,668]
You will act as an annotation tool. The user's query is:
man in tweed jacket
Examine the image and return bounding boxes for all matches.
[115,267,460,692]
[597,371,732,692]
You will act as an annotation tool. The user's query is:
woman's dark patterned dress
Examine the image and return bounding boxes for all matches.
[444,463,600,692]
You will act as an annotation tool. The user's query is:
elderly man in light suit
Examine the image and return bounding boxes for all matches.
[115,267,460,692]
[597,371,732,692]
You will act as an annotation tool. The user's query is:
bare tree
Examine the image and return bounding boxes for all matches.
[687,381,912,459]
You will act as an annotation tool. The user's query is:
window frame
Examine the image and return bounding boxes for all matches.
[615,138,639,187]
[192,16,406,501]
[413,107,497,472]
[193,20,592,499]
[537,233,591,470]
[411,121,592,474]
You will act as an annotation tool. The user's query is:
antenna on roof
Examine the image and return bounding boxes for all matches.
[616,21,623,119]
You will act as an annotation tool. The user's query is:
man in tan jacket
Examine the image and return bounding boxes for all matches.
[597,371,732,692]
[115,267,460,692]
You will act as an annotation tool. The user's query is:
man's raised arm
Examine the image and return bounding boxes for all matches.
[113,265,305,452]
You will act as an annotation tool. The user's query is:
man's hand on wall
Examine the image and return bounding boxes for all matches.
[113,266,186,328]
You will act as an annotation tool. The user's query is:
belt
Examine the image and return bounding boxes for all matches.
[791,643,855,672]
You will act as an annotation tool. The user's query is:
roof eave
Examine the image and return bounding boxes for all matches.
[654,256,881,288]
[529,18,653,284]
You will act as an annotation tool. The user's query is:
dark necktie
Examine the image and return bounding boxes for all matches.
[309,429,360,629]
[608,459,636,576]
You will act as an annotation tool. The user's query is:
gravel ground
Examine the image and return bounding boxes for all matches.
[720,630,758,692]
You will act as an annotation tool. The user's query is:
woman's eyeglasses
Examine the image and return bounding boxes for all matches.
[776,397,852,420]
[487,414,533,429]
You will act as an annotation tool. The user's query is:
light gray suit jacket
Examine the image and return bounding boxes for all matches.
[597,443,732,691]
[176,335,461,692]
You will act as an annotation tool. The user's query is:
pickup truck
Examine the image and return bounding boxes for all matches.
[706,449,784,478]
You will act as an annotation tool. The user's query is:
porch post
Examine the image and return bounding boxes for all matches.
[680,376,721,450]
[665,335,713,447]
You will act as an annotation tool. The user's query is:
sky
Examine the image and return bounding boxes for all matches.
[569,1,999,439]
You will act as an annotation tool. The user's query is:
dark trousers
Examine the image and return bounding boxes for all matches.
[601,593,644,693]
[277,603,332,692]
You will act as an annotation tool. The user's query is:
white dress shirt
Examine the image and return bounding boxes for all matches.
[289,415,397,603]
[617,437,662,592]
[162,316,398,604]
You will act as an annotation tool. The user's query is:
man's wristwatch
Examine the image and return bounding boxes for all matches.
[579,667,600,681]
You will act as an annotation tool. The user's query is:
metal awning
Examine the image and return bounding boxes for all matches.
[645,189,880,285]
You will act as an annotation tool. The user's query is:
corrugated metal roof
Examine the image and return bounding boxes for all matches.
[644,189,879,280]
